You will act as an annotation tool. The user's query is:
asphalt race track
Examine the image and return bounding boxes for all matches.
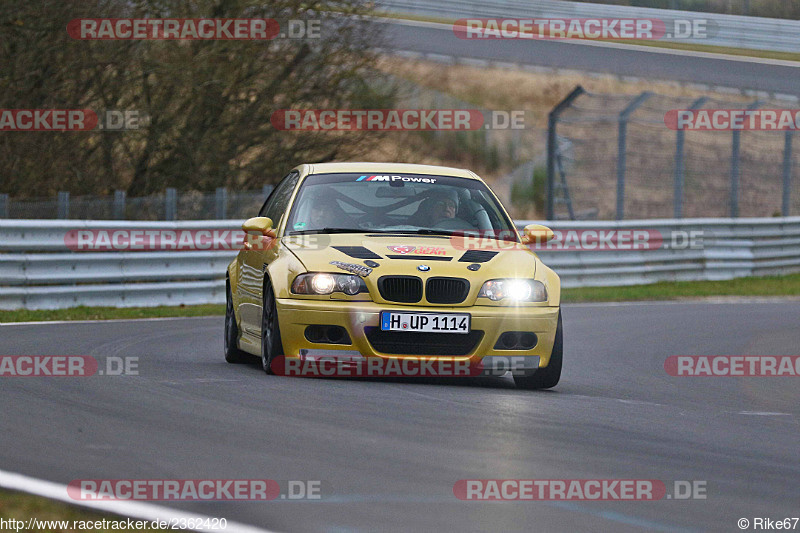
[2,301,799,532]
[375,19,800,97]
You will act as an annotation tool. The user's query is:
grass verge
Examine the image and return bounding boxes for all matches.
[0,304,225,323]
[562,273,800,302]
[1,275,799,323]
[0,489,168,532]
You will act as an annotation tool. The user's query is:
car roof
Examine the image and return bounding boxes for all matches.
[301,162,481,180]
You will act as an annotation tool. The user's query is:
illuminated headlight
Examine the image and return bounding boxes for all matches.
[478,279,547,302]
[311,273,336,294]
[292,273,367,296]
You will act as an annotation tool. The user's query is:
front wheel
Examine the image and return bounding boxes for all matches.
[224,281,250,364]
[513,311,562,390]
[261,280,284,374]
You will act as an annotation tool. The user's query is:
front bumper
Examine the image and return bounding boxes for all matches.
[275,298,560,367]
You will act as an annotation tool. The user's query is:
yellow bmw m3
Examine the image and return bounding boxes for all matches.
[225,162,562,389]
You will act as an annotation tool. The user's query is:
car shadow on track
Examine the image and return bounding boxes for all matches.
[238,358,561,393]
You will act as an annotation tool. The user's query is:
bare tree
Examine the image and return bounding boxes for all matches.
[0,0,391,197]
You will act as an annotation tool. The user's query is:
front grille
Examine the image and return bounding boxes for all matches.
[426,277,470,304]
[378,276,422,303]
[459,250,498,263]
[364,328,484,356]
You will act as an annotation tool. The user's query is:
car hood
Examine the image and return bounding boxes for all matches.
[282,233,538,280]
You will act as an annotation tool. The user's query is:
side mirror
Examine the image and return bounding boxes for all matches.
[520,224,555,245]
[242,217,274,236]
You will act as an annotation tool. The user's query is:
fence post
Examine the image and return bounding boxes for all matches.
[674,96,708,219]
[730,130,740,218]
[617,92,652,221]
[730,100,760,218]
[113,190,126,220]
[165,188,177,221]
[547,85,585,220]
[57,191,70,219]
[784,131,793,216]
[511,128,521,163]
[216,187,228,219]
[0,194,8,218]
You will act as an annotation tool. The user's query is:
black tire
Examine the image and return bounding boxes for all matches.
[224,281,251,364]
[513,311,563,390]
[261,279,284,374]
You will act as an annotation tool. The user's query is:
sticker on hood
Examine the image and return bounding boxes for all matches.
[330,261,372,277]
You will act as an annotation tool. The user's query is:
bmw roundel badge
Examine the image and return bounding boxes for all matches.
[417,265,430,272]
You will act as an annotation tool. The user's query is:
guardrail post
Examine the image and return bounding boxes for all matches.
[730,100,760,218]
[0,194,8,218]
[617,92,652,220]
[215,187,228,219]
[674,96,708,219]
[113,190,126,220]
[784,131,793,216]
[57,191,69,219]
[547,85,585,220]
[165,188,177,221]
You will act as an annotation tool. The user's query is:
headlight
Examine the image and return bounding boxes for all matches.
[311,273,336,294]
[478,279,547,302]
[291,273,367,295]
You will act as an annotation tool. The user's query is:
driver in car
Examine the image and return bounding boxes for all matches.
[426,189,459,225]
[305,188,355,230]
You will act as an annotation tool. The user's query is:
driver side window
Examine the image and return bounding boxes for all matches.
[258,171,300,224]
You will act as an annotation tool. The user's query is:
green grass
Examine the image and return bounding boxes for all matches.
[0,489,168,532]
[562,273,800,302]
[376,11,800,63]
[0,304,225,323]
[1,274,799,323]
[603,38,800,62]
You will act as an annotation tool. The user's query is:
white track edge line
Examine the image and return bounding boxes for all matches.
[0,469,278,533]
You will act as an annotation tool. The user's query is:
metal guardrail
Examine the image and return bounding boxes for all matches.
[530,218,800,287]
[374,0,800,53]
[2,218,800,310]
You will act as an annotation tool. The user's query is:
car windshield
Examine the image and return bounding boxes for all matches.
[285,172,518,239]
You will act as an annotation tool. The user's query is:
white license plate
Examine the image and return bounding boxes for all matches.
[380,312,470,334]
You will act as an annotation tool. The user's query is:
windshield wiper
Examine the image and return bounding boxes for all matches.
[288,228,366,235]
[381,229,456,237]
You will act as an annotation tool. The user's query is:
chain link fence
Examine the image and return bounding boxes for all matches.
[545,86,798,220]
[389,74,546,171]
